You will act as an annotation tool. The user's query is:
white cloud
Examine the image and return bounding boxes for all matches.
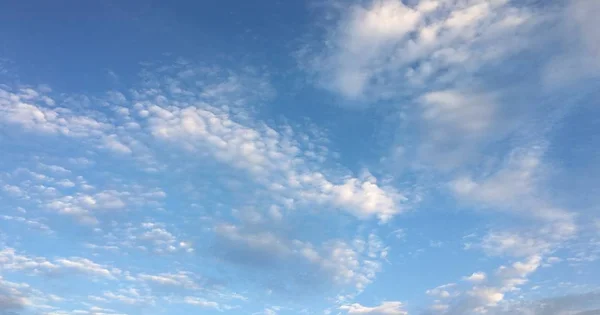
[99,288,155,306]
[1,165,165,225]
[47,305,127,315]
[426,283,456,299]
[56,258,120,279]
[0,247,59,274]
[138,271,198,289]
[463,272,486,283]
[182,296,234,311]
[480,231,551,258]
[101,135,132,154]
[2,184,23,197]
[450,147,543,207]
[340,301,408,315]
[0,215,53,234]
[303,0,534,101]
[260,308,278,315]
[214,224,386,292]
[325,0,421,99]
[543,0,600,85]
[420,89,496,134]
[450,146,577,241]
[147,102,405,222]
[93,221,191,254]
[0,247,119,280]
[486,291,600,315]
[428,255,543,314]
[414,88,499,170]
[2,62,408,224]
[0,88,109,137]
[0,276,28,312]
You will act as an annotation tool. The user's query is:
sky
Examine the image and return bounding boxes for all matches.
[0,0,599,314]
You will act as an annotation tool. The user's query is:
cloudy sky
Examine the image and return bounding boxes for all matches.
[0,0,599,314]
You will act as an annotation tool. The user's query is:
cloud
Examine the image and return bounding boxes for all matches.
[0,88,108,137]
[138,271,198,289]
[426,283,456,299]
[450,146,576,240]
[182,296,235,311]
[0,215,53,234]
[1,163,165,224]
[450,147,543,208]
[479,231,552,258]
[340,301,408,315]
[0,86,157,169]
[480,291,600,315]
[1,50,594,315]
[183,296,219,308]
[302,0,535,102]
[0,61,411,310]
[0,277,27,312]
[0,247,119,280]
[97,288,156,306]
[213,224,387,294]
[2,62,407,223]
[419,90,495,134]
[425,255,543,314]
[87,221,192,255]
[55,258,120,279]
[416,89,497,170]
[146,99,405,222]
[543,0,600,86]
[0,247,59,274]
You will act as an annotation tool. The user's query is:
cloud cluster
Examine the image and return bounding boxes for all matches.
[0,1,597,310]
[0,163,165,224]
[304,0,536,102]
[425,255,543,314]
[146,97,405,221]
[214,223,387,293]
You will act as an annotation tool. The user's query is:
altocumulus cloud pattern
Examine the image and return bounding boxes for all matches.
[0,0,599,314]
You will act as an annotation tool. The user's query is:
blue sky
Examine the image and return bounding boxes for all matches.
[0,0,599,314]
